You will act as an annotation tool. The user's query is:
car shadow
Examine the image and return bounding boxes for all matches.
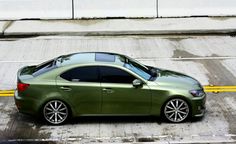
[19,114,205,125]
[15,112,205,126]
[68,116,164,125]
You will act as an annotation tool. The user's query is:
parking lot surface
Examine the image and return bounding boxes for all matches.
[0,35,236,143]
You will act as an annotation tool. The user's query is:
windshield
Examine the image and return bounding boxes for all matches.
[124,58,152,80]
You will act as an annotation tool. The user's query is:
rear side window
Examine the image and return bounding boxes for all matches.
[99,66,135,84]
[33,59,56,76]
[60,66,99,82]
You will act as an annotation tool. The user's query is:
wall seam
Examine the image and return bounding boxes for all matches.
[157,0,159,18]
[72,0,75,19]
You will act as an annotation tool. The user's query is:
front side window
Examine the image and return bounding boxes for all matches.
[60,66,99,82]
[124,59,151,80]
[99,66,136,84]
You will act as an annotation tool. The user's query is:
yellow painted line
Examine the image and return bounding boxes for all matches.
[204,85,236,93]
[0,90,15,94]
[0,90,15,96]
[204,86,236,89]
[204,89,236,92]
[0,94,14,97]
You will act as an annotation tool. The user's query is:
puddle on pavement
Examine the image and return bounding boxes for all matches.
[0,102,54,143]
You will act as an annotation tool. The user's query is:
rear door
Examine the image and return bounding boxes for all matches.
[56,66,101,114]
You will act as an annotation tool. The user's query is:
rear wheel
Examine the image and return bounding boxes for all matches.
[43,100,69,125]
[163,98,190,123]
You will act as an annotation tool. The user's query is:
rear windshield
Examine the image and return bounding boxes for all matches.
[33,59,56,76]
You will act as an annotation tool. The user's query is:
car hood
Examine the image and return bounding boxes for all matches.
[154,69,202,90]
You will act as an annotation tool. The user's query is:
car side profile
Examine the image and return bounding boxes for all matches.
[14,52,206,125]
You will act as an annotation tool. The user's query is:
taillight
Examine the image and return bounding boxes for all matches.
[17,83,30,92]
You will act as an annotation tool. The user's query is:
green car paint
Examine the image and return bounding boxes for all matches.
[14,52,206,124]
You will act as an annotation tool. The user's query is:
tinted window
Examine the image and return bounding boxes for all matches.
[100,66,135,83]
[33,59,56,76]
[95,53,115,62]
[60,66,99,82]
[124,58,151,80]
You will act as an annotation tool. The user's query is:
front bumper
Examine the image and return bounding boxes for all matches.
[191,94,206,117]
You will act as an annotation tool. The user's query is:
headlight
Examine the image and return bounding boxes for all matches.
[190,89,205,97]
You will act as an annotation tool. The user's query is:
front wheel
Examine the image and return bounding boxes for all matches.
[163,98,190,123]
[43,100,69,125]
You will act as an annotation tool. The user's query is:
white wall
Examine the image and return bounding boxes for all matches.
[73,0,157,18]
[0,0,72,20]
[159,0,236,17]
[1,0,236,20]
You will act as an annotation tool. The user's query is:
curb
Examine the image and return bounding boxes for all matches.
[1,17,236,36]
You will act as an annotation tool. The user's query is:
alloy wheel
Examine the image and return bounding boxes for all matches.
[43,100,68,125]
[164,98,189,123]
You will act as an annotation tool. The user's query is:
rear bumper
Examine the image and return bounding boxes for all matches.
[14,90,39,116]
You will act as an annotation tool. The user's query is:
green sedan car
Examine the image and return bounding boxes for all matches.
[15,52,206,125]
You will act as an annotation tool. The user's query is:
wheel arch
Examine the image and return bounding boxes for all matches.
[38,97,75,118]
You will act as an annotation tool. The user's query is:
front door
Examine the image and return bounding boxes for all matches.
[99,66,151,114]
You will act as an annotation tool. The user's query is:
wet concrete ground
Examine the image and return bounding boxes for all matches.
[1,93,236,143]
[0,35,236,143]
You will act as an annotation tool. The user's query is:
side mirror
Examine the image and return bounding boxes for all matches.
[132,79,143,87]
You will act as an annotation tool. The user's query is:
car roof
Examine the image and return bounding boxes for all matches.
[58,52,127,67]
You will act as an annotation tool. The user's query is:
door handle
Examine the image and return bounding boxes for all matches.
[102,88,114,94]
[60,86,72,91]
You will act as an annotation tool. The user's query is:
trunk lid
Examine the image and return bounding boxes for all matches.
[17,66,35,82]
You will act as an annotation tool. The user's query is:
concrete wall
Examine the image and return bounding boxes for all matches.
[73,0,157,18]
[0,0,72,20]
[0,0,236,20]
[158,0,236,17]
